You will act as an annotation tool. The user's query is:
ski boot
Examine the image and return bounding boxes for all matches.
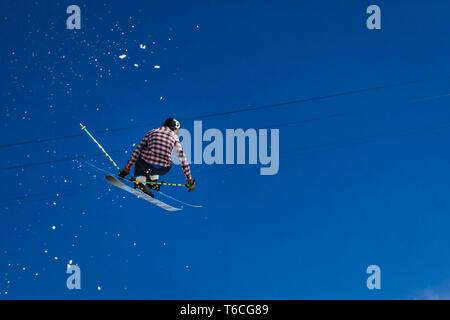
[148,175,161,192]
[148,180,161,192]
[133,176,154,197]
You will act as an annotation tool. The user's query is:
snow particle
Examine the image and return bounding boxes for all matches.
[154,65,160,69]
[119,54,127,59]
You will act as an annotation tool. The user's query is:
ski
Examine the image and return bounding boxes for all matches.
[85,161,202,210]
[158,190,203,208]
[105,175,182,212]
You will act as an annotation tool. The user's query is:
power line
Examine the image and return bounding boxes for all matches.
[3,118,450,207]
[179,80,422,120]
[0,80,423,150]
[410,93,450,103]
[284,119,450,157]
[0,113,349,172]
[186,118,450,176]
[0,133,83,149]
[0,150,124,171]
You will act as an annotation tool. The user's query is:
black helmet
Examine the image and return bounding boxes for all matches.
[163,118,181,131]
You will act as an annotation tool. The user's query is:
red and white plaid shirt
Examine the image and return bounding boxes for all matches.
[125,126,192,181]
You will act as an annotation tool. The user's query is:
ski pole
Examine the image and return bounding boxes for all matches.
[130,177,187,187]
[81,126,188,187]
[80,123,121,172]
[145,181,187,187]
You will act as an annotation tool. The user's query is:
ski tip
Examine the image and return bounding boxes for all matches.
[105,175,116,183]
[183,204,203,208]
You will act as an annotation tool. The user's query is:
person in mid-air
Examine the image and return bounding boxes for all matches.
[119,118,195,196]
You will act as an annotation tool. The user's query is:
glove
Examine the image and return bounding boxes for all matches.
[186,178,196,192]
[119,167,130,179]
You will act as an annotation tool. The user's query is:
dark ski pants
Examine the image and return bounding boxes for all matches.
[135,158,171,181]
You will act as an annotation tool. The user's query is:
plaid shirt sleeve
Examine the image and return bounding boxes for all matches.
[125,130,152,170]
[174,139,193,181]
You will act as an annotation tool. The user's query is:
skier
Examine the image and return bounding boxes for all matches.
[118,118,196,196]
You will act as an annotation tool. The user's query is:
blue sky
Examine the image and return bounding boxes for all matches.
[2,0,450,299]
